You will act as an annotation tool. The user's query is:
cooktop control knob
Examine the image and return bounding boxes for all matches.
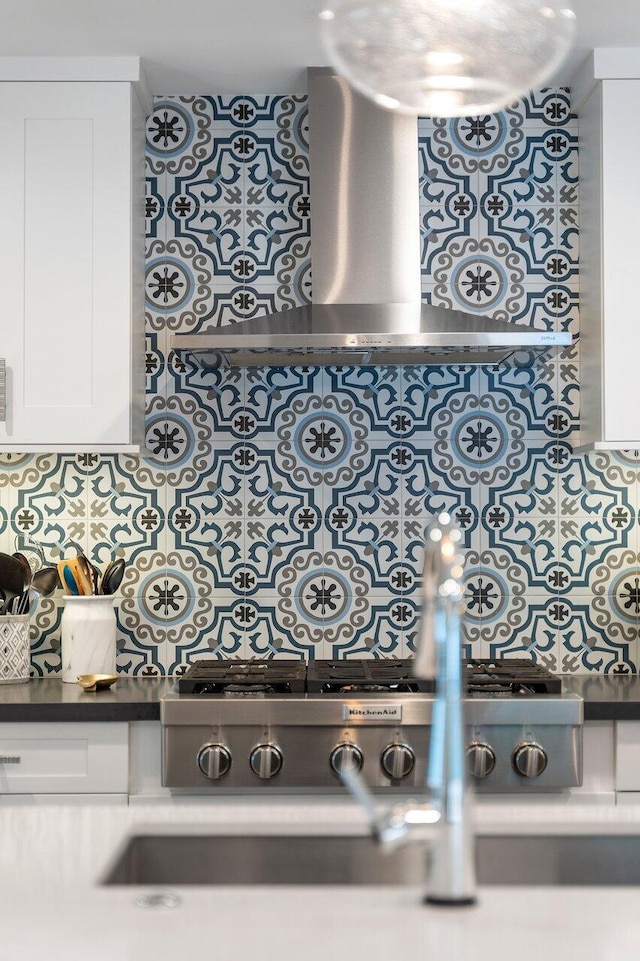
[466,742,496,779]
[250,743,283,779]
[197,743,232,780]
[512,742,548,779]
[330,743,364,777]
[381,743,415,780]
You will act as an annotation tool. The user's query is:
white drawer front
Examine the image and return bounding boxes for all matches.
[0,722,128,794]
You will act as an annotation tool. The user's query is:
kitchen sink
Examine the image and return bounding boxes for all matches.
[103,833,640,887]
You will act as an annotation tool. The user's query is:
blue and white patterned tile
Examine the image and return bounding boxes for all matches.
[484,442,560,515]
[405,600,485,659]
[482,594,561,671]
[322,592,414,661]
[146,392,218,498]
[244,365,321,437]
[556,593,638,675]
[167,202,245,284]
[145,238,216,348]
[162,587,244,665]
[244,127,309,209]
[423,240,562,318]
[116,589,167,676]
[479,196,556,256]
[558,451,640,520]
[505,88,573,128]
[29,598,63,677]
[243,205,310,284]
[238,273,312,322]
[1,454,88,521]
[477,361,558,438]
[482,518,559,596]
[247,601,324,660]
[403,513,481,598]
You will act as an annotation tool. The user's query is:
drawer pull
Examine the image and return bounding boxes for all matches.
[0,756,21,764]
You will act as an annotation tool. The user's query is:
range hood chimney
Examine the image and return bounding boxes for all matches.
[171,68,570,367]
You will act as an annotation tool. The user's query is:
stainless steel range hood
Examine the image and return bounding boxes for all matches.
[171,68,570,368]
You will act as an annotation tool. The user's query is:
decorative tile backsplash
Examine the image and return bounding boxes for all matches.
[1,88,639,675]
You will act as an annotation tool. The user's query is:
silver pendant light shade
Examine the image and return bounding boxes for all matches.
[319,0,576,117]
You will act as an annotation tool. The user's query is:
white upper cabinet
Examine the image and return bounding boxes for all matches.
[575,50,640,450]
[0,59,148,452]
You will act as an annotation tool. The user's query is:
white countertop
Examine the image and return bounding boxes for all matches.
[5,798,640,961]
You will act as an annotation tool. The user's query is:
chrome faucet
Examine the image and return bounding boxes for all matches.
[340,511,477,906]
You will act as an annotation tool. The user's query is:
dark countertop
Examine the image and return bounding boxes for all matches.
[0,675,638,722]
[0,677,173,722]
[561,674,640,721]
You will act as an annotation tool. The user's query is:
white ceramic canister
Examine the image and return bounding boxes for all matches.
[61,596,117,684]
[0,615,31,684]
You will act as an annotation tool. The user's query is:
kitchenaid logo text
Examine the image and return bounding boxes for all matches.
[342,705,402,722]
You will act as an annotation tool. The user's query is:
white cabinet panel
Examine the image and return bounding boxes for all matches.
[0,722,128,794]
[615,721,640,791]
[0,79,144,451]
[578,67,640,448]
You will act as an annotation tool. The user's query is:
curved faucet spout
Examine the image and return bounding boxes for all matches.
[340,511,477,906]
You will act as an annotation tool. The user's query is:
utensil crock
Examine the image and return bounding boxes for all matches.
[0,615,31,684]
[61,595,117,684]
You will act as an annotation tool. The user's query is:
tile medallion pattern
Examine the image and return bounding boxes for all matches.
[1,88,638,675]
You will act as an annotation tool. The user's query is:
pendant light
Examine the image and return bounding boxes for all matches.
[319,0,576,116]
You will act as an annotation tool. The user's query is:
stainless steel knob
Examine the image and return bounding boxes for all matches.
[512,742,548,779]
[381,742,415,780]
[466,742,496,779]
[249,743,283,779]
[197,743,232,780]
[330,743,364,777]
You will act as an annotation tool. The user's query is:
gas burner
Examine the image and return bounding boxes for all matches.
[178,659,307,696]
[306,658,435,694]
[463,658,562,696]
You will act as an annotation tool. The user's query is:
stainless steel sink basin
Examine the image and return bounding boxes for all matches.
[103,833,640,887]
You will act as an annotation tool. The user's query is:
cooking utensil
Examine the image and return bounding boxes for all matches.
[9,554,33,615]
[11,589,36,616]
[76,673,118,692]
[31,566,60,598]
[68,555,94,596]
[100,558,125,596]
[0,553,28,613]
[13,535,47,573]
[57,561,80,596]
[88,562,101,595]
[12,552,33,584]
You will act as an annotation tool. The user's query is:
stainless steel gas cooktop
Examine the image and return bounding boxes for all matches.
[161,658,582,794]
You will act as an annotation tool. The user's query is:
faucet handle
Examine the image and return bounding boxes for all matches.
[339,761,439,848]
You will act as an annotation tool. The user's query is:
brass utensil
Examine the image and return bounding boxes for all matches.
[76,674,118,692]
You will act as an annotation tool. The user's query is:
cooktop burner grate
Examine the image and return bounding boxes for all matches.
[306,659,435,694]
[176,657,561,696]
[177,659,307,695]
[464,658,562,696]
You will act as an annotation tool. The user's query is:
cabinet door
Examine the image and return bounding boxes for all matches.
[0,722,129,794]
[0,83,133,447]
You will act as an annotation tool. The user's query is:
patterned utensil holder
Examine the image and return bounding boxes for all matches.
[61,596,117,684]
[0,615,31,684]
